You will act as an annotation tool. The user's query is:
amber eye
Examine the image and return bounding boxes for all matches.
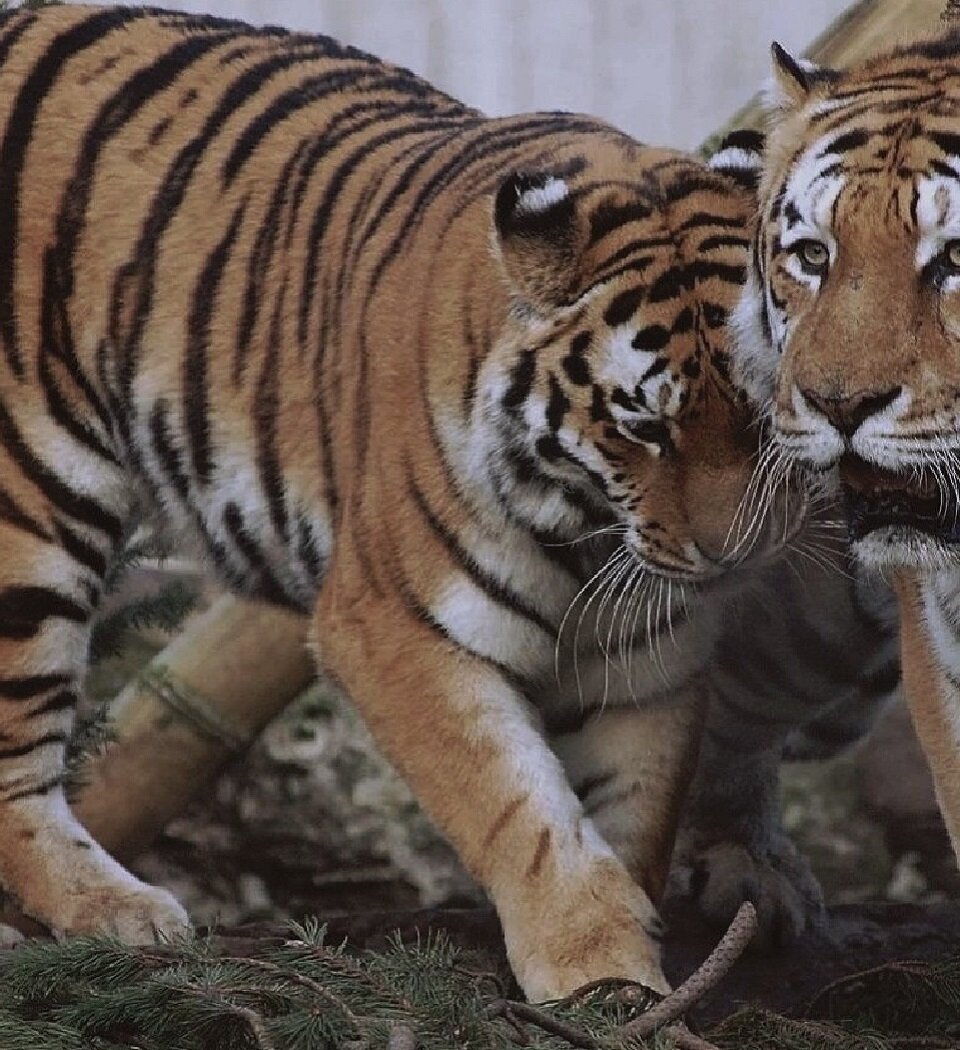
[945,241,960,270]
[793,239,829,272]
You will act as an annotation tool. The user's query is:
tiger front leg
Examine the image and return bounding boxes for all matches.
[315,583,668,1003]
[0,513,188,943]
[550,694,707,908]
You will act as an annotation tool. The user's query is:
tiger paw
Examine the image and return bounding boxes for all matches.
[49,880,191,944]
[501,858,670,1002]
[511,927,669,1004]
[683,838,825,946]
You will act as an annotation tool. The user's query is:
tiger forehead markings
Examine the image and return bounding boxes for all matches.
[0,4,777,1003]
[736,29,960,921]
[737,36,960,568]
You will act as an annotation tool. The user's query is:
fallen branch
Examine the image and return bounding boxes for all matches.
[617,902,758,1041]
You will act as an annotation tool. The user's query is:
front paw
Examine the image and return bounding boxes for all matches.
[682,838,824,946]
[52,880,191,944]
[502,858,670,1002]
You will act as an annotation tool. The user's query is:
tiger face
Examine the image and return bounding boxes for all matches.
[738,36,960,569]
[479,149,785,582]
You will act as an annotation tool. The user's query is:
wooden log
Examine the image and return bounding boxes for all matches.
[74,595,314,862]
[702,0,947,150]
[73,0,953,867]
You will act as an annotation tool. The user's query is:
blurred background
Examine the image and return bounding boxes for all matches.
[64,0,858,150]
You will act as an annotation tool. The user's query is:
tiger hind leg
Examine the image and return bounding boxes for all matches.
[0,479,188,941]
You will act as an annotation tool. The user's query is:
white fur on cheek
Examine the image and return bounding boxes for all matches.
[729,275,777,410]
[915,176,960,291]
[776,384,845,466]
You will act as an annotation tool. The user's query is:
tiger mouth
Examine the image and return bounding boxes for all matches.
[840,454,960,543]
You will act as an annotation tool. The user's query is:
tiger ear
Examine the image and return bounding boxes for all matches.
[765,42,837,115]
[494,172,582,310]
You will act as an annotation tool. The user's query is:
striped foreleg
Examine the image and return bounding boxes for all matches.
[315,574,669,1002]
[895,570,960,865]
[0,483,187,940]
[550,692,706,910]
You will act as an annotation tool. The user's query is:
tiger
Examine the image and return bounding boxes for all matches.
[727,29,960,887]
[0,3,900,1001]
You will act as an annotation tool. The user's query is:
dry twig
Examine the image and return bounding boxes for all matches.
[617,902,758,1041]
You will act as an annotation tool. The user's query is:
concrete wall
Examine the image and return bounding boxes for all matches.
[65,0,854,151]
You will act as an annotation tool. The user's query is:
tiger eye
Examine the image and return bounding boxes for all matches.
[797,240,829,270]
[946,241,960,270]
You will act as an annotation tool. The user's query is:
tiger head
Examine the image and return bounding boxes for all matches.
[475,140,794,582]
[737,34,960,569]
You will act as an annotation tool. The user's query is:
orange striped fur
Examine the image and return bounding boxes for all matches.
[735,31,960,887]
[0,5,804,1000]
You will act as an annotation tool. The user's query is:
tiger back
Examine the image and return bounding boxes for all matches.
[0,4,821,1000]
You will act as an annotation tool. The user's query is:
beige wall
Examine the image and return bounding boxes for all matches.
[66,0,856,150]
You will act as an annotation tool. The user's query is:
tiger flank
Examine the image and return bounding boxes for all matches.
[729,30,960,879]
[0,4,898,1000]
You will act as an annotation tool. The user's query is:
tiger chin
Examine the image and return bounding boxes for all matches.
[733,28,960,882]
[0,5,813,1002]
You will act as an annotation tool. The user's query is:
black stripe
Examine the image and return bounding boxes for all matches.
[0,733,67,760]
[28,689,78,717]
[114,45,335,411]
[0,485,50,543]
[604,286,645,325]
[38,352,119,466]
[407,467,556,638]
[42,27,239,408]
[254,283,289,543]
[0,586,87,640]
[821,129,868,156]
[697,234,750,252]
[589,201,652,242]
[298,102,469,353]
[0,7,144,377]
[0,401,122,542]
[343,112,473,271]
[1,776,63,803]
[502,350,536,409]
[296,516,324,585]
[184,198,248,485]
[222,64,396,185]
[389,560,528,691]
[54,521,108,578]
[222,501,292,607]
[235,138,309,380]
[677,211,746,233]
[0,674,71,700]
[931,131,960,158]
[365,116,607,299]
[148,399,190,502]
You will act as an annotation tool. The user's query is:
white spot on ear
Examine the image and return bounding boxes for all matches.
[709,147,761,178]
[516,177,568,215]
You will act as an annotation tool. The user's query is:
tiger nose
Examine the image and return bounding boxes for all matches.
[799,385,902,437]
